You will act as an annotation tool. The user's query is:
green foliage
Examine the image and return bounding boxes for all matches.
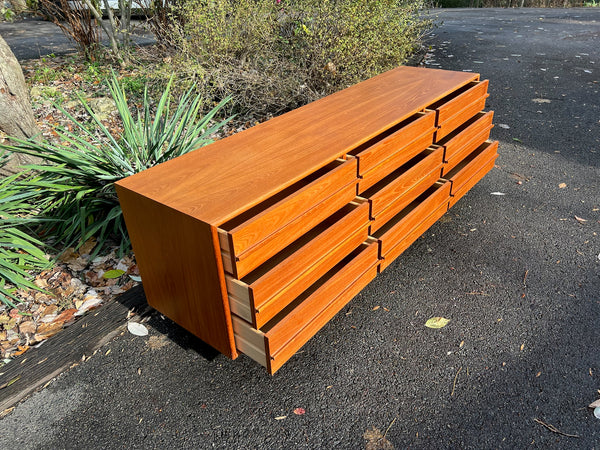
[285,0,433,91]
[164,0,432,118]
[0,153,50,308]
[1,73,233,258]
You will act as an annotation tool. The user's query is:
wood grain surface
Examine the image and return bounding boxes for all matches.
[449,154,498,208]
[444,140,499,194]
[351,109,436,175]
[374,181,452,256]
[116,67,478,226]
[116,185,237,358]
[264,240,379,374]
[364,146,444,217]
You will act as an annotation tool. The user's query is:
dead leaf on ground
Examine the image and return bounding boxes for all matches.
[293,407,306,415]
[372,306,380,311]
[34,322,64,341]
[18,321,37,336]
[589,399,600,408]
[425,317,451,329]
[79,237,97,255]
[575,216,587,224]
[147,335,168,350]
[52,308,78,325]
[128,321,148,336]
[364,427,394,450]
[103,269,126,279]
[558,183,567,189]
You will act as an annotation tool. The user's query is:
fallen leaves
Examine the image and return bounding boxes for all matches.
[102,269,126,279]
[425,317,451,329]
[293,407,306,415]
[574,216,587,224]
[364,426,394,450]
[0,247,141,360]
[127,321,149,336]
[558,182,567,189]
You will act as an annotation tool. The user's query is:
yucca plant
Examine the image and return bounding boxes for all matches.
[0,152,50,307]
[1,72,233,258]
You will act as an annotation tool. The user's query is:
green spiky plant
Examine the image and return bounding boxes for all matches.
[0,152,50,307]
[1,73,233,259]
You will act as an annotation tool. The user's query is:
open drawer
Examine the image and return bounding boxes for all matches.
[437,111,494,176]
[358,130,436,193]
[429,80,490,140]
[361,146,444,229]
[226,198,371,328]
[218,157,358,278]
[449,153,498,208]
[232,238,380,374]
[373,181,451,258]
[350,110,436,176]
[379,200,450,272]
[443,140,498,196]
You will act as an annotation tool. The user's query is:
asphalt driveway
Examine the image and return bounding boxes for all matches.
[1,8,599,449]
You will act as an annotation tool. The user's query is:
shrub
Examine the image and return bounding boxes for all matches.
[0,152,50,307]
[1,73,233,258]
[162,0,433,118]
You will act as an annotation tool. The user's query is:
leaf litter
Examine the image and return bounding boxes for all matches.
[0,241,140,361]
[425,317,451,328]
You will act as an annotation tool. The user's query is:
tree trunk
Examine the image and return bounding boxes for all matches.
[0,34,41,176]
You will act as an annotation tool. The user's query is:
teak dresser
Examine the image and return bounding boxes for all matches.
[116,66,498,374]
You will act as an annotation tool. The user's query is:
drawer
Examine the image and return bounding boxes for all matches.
[443,140,499,195]
[379,200,449,273]
[350,110,436,176]
[219,157,358,278]
[358,131,435,193]
[362,146,444,219]
[373,181,451,257]
[436,95,489,141]
[226,199,371,328]
[429,80,488,124]
[436,111,494,175]
[232,238,380,374]
[449,153,498,209]
[370,169,441,234]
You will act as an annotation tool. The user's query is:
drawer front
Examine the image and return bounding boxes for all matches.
[351,110,436,175]
[232,239,379,374]
[223,180,358,278]
[442,126,492,177]
[444,140,499,195]
[358,131,435,193]
[364,146,444,218]
[374,181,451,257]
[449,154,498,209]
[220,157,358,259]
[370,169,441,234]
[437,111,494,160]
[430,80,489,124]
[436,96,488,141]
[226,200,371,328]
[379,200,449,272]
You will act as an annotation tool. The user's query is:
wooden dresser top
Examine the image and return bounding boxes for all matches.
[116,66,478,225]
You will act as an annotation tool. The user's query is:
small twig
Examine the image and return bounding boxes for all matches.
[465,291,490,296]
[534,418,580,438]
[451,367,462,396]
[523,269,529,285]
[382,416,397,440]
